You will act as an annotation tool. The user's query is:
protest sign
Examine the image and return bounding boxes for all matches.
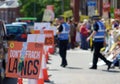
[6,42,22,78]
[87,1,96,17]
[42,5,55,22]
[6,41,44,79]
[103,3,110,12]
[114,9,120,19]
[44,30,54,46]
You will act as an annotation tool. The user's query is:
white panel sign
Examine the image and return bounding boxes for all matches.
[34,22,50,30]
[27,34,45,43]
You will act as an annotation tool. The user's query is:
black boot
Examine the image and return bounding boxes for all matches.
[107,61,112,71]
[89,65,97,69]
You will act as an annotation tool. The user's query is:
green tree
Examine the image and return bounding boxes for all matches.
[18,0,71,21]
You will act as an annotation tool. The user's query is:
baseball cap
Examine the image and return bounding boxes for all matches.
[58,16,64,20]
[92,15,100,20]
[114,23,119,27]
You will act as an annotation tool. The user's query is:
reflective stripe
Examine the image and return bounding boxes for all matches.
[94,36,104,38]
[98,30,105,32]
[94,39,104,42]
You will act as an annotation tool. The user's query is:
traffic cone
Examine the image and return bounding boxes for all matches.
[37,69,44,84]
[42,54,50,82]
[44,46,49,63]
[18,78,23,84]
[28,67,44,84]
[45,51,49,63]
[48,46,54,54]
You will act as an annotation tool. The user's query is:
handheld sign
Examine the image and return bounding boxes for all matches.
[6,42,22,78]
[44,30,54,46]
[6,41,44,79]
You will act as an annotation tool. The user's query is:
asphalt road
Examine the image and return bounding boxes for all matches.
[46,48,120,84]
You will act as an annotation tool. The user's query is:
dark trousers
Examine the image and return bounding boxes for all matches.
[92,42,109,68]
[80,35,88,50]
[59,40,68,65]
[70,36,75,49]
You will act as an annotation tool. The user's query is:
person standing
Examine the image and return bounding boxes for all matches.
[80,21,89,50]
[67,19,76,49]
[87,16,111,70]
[57,16,70,67]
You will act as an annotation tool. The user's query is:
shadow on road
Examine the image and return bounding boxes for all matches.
[48,69,60,71]
[66,66,83,70]
[102,70,120,73]
[45,80,56,84]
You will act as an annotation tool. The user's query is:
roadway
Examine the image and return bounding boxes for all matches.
[46,48,120,84]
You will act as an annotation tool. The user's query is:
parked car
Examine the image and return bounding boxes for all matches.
[5,24,27,41]
[12,22,30,33]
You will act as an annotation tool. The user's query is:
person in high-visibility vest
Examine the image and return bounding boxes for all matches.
[57,16,70,67]
[87,16,111,70]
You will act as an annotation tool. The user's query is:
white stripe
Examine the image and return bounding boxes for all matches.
[95,36,104,38]
[98,30,105,32]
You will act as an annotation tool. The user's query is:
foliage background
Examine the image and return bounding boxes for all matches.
[18,0,71,21]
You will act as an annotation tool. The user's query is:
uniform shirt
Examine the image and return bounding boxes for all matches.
[58,22,70,40]
[93,22,99,32]
[58,24,63,32]
[93,21,105,42]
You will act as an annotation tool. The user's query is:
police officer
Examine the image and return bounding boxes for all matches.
[57,16,70,67]
[87,16,111,70]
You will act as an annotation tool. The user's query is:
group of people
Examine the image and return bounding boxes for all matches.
[101,18,120,70]
[54,15,120,71]
[76,16,111,70]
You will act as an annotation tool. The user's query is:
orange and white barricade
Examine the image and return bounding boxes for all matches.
[28,69,44,84]
[42,53,50,82]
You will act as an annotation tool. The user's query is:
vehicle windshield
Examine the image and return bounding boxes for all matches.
[12,22,27,28]
[6,26,24,35]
